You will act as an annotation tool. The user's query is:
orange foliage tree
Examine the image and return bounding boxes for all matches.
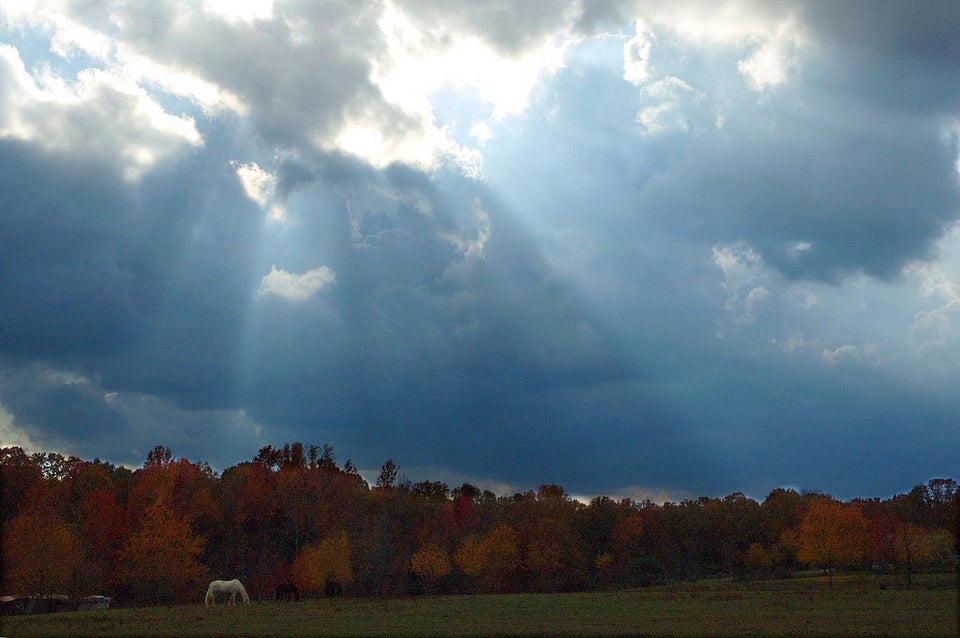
[292,529,354,595]
[2,506,78,598]
[455,523,519,592]
[120,496,207,603]
[796,498,868,586]
[77,489,126,596]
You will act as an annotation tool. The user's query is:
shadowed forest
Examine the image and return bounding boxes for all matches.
[2,444,956,607]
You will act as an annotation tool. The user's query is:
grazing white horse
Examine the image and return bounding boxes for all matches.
[205,579,250,606]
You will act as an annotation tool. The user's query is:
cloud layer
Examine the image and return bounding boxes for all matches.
[1,1,958,500]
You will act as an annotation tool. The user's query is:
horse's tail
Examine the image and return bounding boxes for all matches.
[204,583,213,606]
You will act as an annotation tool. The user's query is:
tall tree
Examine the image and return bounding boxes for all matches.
[410,543,451,593]
[0,447,43,522]
[291,530,354,596]
[77,489,126,597]
[376,459,399,490]
[890,522,954,588]
[2,507,78,598]
[796,498,868,587]
[523,517,588,591]
[120,496,207,604]
[456,524,520,593]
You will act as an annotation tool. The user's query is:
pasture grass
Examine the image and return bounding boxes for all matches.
[2,572,956,637]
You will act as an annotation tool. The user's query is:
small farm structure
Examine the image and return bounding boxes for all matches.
[78,595,113,611]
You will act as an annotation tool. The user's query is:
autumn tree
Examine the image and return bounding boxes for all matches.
[55,462,114,522]
[77,489,126,597]
[796,498,869,587]
[376,459,399,490]
[523,517,588,591]
[890,522,954,588]
[127,450,220,534]
[212,461,287,595]
[606,513,664,586]
[410,543,452,593]
[2,506,78,598]
[0,447,43,522]
[292,529,354,596]
[746,542,772,579]
[120,496,207,604]
[455,524,519,593]
[453,533,483,589]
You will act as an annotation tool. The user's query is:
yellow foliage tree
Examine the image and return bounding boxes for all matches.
[479,524,520,592]
[410,543,451,592]
[454,534,483,580]
[455,524,519,592]
[292,530,354,595]
[120,496,207,603]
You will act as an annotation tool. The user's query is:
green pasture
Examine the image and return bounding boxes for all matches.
[2,573,956,637]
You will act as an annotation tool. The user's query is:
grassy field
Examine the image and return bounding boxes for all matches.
[2,573,956,637]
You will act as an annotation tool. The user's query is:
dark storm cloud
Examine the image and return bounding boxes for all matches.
[0,122,264,406]
[0,366,127,446]
[233,157,640,479]
[620,2,960,283]
[640,101,960,281]
[111,0,404,150]
[1,0,958,500]
[802,1,960,80]
[0,141,139,362]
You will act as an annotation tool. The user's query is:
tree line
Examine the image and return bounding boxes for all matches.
[1,443,956,605]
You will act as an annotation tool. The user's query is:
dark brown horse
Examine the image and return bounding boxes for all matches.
[274,581,300,601]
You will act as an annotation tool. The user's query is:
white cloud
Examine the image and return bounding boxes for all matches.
[0,401,41,452]
[630,2,805,94]
[821,343,876,365]
[0,44,201,179]
[635,76,703,134]
[232,161,275,206]
[440,198,491,263]
[231,160,287,220]
[203,0,274,23]
[738,42,784,90]
[623,20,654,85]
[257,265,337,302]
[353,0,570,170]
[119,50,247,116]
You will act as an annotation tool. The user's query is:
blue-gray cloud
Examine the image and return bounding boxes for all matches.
[0,1,958,501]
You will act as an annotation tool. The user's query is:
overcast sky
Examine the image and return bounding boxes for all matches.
[1,0,958,502]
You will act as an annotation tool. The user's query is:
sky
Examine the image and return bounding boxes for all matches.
[1,0,958,503]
